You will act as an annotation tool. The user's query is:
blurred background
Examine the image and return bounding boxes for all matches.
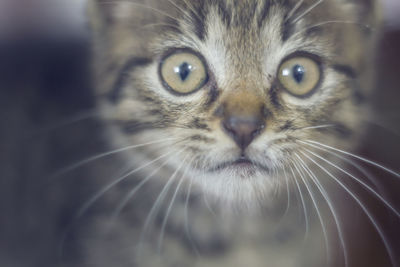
[0,0,400,266]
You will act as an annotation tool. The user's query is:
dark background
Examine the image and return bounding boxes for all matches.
[0,4,400,267]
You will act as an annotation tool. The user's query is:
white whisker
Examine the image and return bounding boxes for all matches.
[292,0,324,23]
[184,164,200,256]
[302,140,400,178]
[100,1,179,23]
[51,137,178,179]
[291,20,371,40]
[181,0,202,23]
[293,156,331,265]
[289,164,310,240]
[303,147,400,219]
[203,193,216,217]
[363,118,400,137]
[302,151,397,267]
[77,148,178,218]
[299,124,335,131]
[308,144,384,193]
[297,155,349,267]
[110,148,185,223]
[137,153,189,257]
[58,148,178,257]
[29,109,98,137]
[282,168,291,218]
[286,0,305,22]
[166,0,199,22]
[157,156,194,253]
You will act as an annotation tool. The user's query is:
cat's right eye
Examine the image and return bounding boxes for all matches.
[159,51,208,95]
[278,56,321,97]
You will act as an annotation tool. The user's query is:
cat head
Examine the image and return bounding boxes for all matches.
[89,0,381,205]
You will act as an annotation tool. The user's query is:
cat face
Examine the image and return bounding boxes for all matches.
[91,0,379,204]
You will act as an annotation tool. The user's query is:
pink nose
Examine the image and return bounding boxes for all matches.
[222,116,265,150]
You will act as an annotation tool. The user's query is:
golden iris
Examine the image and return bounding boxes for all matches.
[160,52,208,94]
[278,56,321,96]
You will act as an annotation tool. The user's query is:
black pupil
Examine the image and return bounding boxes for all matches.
[178,62,191,81]
[292,64,305,83]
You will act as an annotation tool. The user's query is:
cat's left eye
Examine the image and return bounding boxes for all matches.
[278,56,321,97]
[160,51,208,95]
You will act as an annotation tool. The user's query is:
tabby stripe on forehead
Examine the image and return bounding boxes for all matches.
[281,19,296,42]
[108,57,152,103]
[190,3,207,41]
[257,0,273,28]
[216,1,231,27]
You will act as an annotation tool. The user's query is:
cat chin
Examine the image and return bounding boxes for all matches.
[192,168,278,208]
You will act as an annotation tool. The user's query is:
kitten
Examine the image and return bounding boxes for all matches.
[76,0,395,266]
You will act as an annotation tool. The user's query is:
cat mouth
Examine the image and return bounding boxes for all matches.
[209,156,270,174]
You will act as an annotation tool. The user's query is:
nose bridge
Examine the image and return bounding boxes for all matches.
[224,87,263,117]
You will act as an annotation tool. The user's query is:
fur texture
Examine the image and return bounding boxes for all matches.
[82,0,383,266]
[91,0,379,202]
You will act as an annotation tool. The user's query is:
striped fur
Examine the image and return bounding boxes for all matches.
[86,1,381,266]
